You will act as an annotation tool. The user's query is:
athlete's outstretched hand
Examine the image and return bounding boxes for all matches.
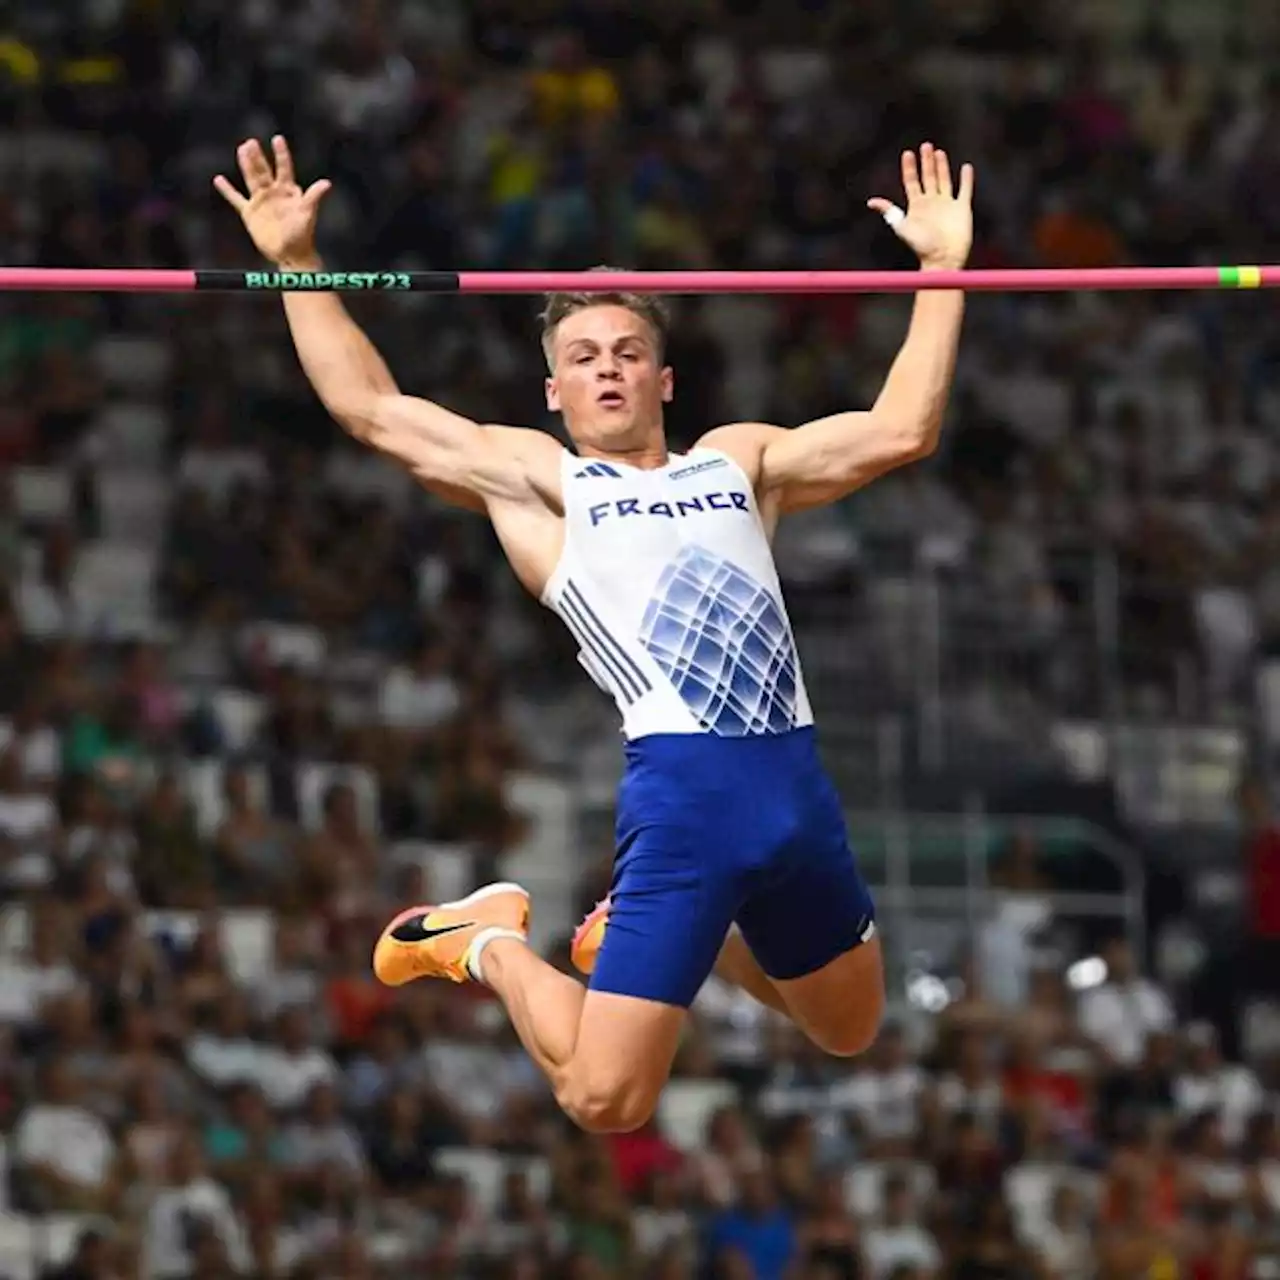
[214,136,332,268]
[869,143,974,271]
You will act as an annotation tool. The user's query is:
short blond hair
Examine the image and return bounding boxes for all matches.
[539,266,671,367]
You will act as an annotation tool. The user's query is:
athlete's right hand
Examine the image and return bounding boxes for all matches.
[213,136,332,269]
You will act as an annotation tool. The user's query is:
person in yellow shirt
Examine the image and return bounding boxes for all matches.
[530,30,619,130]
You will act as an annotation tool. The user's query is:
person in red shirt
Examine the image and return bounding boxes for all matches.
[1189,775,1280,1057]
[1240,776,1280,945]
[325,928,396,1048]
[1002,1032,1091,1145]
[606,1117,682,1197]
[1187,1201,1253,1280]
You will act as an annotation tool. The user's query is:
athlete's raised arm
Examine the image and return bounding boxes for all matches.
[215,137,551,511]
[706,144,974,516]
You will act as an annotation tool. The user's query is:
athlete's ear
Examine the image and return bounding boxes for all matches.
[660,366,674,404]
[546,376,561,412]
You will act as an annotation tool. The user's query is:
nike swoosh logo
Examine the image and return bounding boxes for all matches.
[390,917,476,944]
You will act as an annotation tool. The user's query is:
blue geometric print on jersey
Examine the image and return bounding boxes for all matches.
[638,545,799,736]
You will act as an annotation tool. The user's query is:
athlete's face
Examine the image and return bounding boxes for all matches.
[545,304,673,450]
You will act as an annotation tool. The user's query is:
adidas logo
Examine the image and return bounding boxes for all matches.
[575,463,621,479]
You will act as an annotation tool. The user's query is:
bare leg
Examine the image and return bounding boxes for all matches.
[476,938,587,1092]
[773,936,885,1056]
[480,938,685,1132]
[715,929,885,1057]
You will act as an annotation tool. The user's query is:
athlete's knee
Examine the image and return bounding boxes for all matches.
[810,978,884,1057]
[557,1065,658,1134]
[780,935,886,1058]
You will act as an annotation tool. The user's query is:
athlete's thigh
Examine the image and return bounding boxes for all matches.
[591,827,738,1009]
[736,820,883,1055]
[568,987,687,1125]
[772,932,885,1057]
[578,830,737,1122]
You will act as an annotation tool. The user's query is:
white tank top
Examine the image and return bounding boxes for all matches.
[542,446,815,740]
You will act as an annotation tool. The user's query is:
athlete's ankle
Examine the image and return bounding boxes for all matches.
[466,927,526,984]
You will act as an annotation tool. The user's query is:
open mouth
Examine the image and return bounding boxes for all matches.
[597,390,625,408]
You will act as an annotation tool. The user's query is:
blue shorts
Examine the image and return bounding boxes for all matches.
[590,726,876,1008]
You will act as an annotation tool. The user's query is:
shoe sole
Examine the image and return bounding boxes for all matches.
[382,881,531,936]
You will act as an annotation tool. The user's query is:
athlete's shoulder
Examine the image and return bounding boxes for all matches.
[479,425,566,491]
[695,422,787,485]
[481,424,565,462]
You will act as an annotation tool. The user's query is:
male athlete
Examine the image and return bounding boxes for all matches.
[216,136,973,1134]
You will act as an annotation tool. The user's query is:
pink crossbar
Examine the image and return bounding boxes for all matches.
[0,266,1273,293]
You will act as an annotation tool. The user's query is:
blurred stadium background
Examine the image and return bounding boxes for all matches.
[1,0,1280,1276]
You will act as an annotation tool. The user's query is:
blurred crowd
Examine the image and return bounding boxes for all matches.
[7,904,1280,1280]
[0,0,1276,1276]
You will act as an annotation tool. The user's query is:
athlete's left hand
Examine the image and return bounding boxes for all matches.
[869,143,974,271]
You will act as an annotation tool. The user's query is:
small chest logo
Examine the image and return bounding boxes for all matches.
[574,463,622,479]
[667,457,727,481]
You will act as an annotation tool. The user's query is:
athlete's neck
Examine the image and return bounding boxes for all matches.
[570,420,670,471]
[576,441,669,471]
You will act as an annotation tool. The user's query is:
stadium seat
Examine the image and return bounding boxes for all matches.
[1258,1162,1280,1214]
[296,762,380,834]
[24,130,102,178]
[94,472,172,545]
[84,402,170,467]
[324,649,388,686]
[91,335,171,394]
[321,451,415,508]
[0,1212,34,1280]
[520,1155,551,1203]
[1256,660,1280,749]
[71,543,158,635]
[434,1148,510,1215]
[659,1080,740,1152]
[0,905,28,957]
[1243,1002,1280,1062]
[142,911,199,950]
[11,467,72,526]
[39,1216,97,1266]
[772,506,860,586]
[1004,1163,1059,1239]
[219,911,274,985]
[238,621,328,673]
[390,842,474,903]
[0,793,57,843]
[327,690,373,727]
[365,1231,415,1263]
[177,448,269,501]
[208,690,267,753]
[181,759,270,838]
[844,1162,936,1220]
